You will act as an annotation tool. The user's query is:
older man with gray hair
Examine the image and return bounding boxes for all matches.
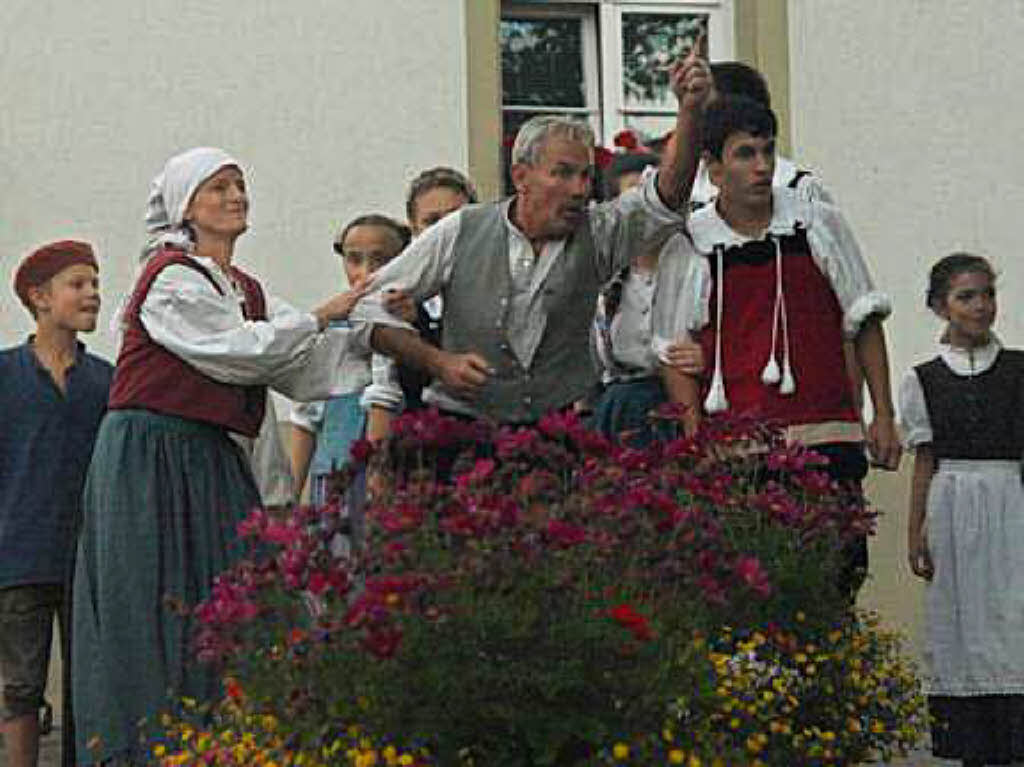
[351,47,711,425]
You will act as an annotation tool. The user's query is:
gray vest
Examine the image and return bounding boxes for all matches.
[438,202,602,424]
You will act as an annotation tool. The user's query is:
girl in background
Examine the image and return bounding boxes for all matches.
[363,167,477,443]
[590,152,702,446]
[900,253,1024,767]
[290,214,410,506]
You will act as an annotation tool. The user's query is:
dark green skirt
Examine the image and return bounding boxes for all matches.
[72,410,259,764]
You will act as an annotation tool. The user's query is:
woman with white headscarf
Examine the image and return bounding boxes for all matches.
[71,148,367,763]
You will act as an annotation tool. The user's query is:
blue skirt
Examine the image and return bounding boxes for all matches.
[590,377,670,447]
[71,410,259,764]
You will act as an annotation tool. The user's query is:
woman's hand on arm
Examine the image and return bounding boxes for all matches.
[313,280,372,331]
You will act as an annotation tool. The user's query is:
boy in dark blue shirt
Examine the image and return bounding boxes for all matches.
[1,240,112,767]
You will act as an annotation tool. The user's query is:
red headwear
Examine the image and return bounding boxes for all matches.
[14,240,98,311]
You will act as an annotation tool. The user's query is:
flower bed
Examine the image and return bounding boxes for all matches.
[154,410,926,766]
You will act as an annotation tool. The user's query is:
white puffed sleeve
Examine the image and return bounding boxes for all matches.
[651,233,708,363]
[794,173,835,206]
[360,353,405,412]
[805,201,892,338]
[898,370,933,449]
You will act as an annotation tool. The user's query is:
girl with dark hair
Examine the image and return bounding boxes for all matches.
[362,168,477,444]
[290,213,409,507]
[899,253,1024,766]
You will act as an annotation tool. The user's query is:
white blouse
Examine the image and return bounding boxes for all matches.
[652,186,891,355]
[138,254,367,403]
[592,267,658,381]
[898,338,1003,449]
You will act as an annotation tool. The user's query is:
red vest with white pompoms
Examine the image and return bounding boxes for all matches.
[108,248,268,437]
[694,221,859,432]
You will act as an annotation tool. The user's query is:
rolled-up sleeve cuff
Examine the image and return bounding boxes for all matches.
[844,291,892,338]
[289,404,320,432]
[642,168,687,222]
[349,296,418,352]
[902,427,933,450]
[360,384,404,412]
[653,335,675,366]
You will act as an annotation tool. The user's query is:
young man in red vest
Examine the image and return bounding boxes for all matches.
[654,96,901,597]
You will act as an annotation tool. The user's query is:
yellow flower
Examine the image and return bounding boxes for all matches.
[667,749,685,764]
[612,742,630,760]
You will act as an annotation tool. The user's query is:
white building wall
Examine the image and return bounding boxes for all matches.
[789,0,1024,375]
[1,0,469,360]
[788,0,1024,648]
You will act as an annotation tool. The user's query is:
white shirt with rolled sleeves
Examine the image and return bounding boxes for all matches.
[136,253,372,503]
[139,254,368,403]
[652,187,891,363]
[350,166,687,418]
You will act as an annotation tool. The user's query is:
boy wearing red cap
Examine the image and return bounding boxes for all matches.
[1,240,112,767]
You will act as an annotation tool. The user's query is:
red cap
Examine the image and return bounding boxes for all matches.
[14,240,98,311]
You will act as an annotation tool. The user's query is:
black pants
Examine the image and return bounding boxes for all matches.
[811,442,870,601]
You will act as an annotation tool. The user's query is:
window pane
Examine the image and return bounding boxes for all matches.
[621,12,707,111]
[501,17,586,107]
[623,113,677,142]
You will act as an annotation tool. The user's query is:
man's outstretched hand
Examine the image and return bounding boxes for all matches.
[668,32,712,112]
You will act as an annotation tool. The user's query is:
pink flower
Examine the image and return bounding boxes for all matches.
[263,521,302,546]
[734,555,773,598]
[349,438,374,464]
[545,519,587,548]
[376,502,425,533]
[454,458,496,490]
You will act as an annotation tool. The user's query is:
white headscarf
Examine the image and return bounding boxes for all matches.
[141,146,241,261]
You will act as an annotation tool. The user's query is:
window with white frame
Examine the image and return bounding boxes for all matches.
[500,0,734,189]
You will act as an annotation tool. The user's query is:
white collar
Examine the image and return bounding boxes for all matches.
[689,186,808,254]
[938,336,1002,375]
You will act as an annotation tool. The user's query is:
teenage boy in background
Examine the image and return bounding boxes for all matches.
[1,241,113,767]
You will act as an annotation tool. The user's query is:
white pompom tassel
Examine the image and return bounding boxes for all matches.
[704,371,729,413]
[705,244,729,414]
[779,359,796,395]
[761,357,780,385]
